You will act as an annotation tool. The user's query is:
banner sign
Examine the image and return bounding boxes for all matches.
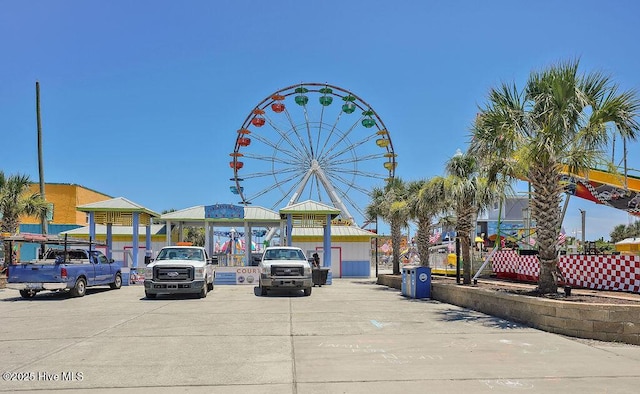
[205,204,244,219]
[215,266,259,285]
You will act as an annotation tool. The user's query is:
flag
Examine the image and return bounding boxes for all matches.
[429,232,441,244]
[557,228,567,245]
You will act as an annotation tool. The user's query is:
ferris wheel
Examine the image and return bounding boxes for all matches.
[229,82,396,227]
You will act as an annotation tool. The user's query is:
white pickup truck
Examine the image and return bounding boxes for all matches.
[144,246,215,299]
[258,246,313,296]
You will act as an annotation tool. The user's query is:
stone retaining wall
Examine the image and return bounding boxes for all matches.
[377,274,640,346]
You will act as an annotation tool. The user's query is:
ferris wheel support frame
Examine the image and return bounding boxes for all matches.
[288,159,356,225]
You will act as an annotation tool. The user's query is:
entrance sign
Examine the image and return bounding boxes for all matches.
[205,204,244,219]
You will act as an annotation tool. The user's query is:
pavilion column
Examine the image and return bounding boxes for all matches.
[132,212,140,269]
[209,223,216,256]
[88,212,96,251]
[204,222,211,256]
[106,223,113,260]
[244,223,251,266]
[145,223,152,262]
[323,214,332,269]
[286,214,293,246]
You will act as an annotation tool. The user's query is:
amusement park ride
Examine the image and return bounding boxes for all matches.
[559,165,640,217]
[228,82,396,229]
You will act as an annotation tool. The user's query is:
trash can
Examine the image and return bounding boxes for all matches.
[312,267,329,287]
[402,266,431,299]
[413,266,431,298]
[401,266,413,297]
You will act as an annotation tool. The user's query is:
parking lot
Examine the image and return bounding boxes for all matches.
[1,278,640,393]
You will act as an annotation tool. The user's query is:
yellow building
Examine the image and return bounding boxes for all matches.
[23,183,112,226]
[9,183,113,261]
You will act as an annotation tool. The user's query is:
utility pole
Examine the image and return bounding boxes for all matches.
[36,81,48,235]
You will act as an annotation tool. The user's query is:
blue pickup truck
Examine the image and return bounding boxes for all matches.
[4,234,122,299]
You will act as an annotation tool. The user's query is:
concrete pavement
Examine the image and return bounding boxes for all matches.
[1,278,639,393]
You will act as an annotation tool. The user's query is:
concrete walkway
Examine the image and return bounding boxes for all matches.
[1,278,639,393]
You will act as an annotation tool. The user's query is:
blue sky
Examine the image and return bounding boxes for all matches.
[2,0,640,241]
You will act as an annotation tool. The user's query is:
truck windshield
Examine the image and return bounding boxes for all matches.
[156,248,202,260]
[264,249,304,260]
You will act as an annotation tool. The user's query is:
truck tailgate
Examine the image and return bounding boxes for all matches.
[8,263,63,283]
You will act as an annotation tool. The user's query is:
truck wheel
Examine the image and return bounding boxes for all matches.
[110,273,122,289]
[71,277,87,297]
[19,289,37,299]
[145,291,156,299]
[199,282,208,298]
[207,280,214,292]
[303,287,312,296]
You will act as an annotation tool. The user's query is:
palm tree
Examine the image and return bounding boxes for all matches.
[0,172,49,234]
[471,59,640,293]
[185,226,205,246]
[610,224,628,244]
[407,178,447,267]
[1,172,49,267]
[610,220,640,244]
[437,152,503,284]
[366,178,410,275]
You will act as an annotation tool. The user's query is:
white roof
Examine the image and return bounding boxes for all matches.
[76,197,160,217]
[158,205,280,222]
[245,206,281,221]
[280,200,341,214]
[615,237,640,245]
[292,226,378,237]
[161,206,205,221]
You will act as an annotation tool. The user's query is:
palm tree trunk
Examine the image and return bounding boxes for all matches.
[457,205,475,284]
[416,219,431,267]
[530,166,562,293]
[461,235,472,284]
[391,221,402,275]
